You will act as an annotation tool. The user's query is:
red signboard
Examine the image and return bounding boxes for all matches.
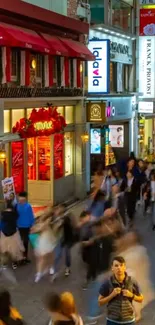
[140,9,155,36]
[12,141,24,194]
[12,107,66,138]
[54,134,64,179]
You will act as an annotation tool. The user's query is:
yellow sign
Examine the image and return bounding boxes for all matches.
[34,121,53,131]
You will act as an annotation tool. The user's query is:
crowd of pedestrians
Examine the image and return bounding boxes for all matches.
[0,153,155,325]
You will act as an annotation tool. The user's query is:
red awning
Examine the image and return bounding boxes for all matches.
[59,38,95,61]
[40,33,69,56]
[0,23,51,54]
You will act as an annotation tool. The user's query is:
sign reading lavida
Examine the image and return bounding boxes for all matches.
[88,40,110,94]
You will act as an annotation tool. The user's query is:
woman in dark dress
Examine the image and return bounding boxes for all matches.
[121,170,138,225]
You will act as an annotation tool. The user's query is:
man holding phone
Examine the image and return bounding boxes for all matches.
[98,256,143,325]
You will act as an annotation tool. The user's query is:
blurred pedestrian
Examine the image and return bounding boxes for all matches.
[0,288,24,325]
[121,171,138,226]
[115,231,154,322]
[44,291,83,325]
[0,200,24,270]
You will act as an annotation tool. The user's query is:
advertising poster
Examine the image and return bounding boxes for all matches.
[140,9,155,36]
[90,129,101,154]
[109,125,124,148]
[11,141,24,194]
[1,177,16,201]
[54,134,64,179]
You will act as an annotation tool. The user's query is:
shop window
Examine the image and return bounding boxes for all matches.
[11,141,24,194]
[38,136,51,181]
[57,106,64,116]
[65,132,74,176]
[54,134,64,179]
[123,65,129,92]
[90,0,104,24]
[12,109,25,128]
[4,110,10,133]
[65,106,74,124]
[27,138,37,180]
[11,49,18,82]
[112,0,132,32]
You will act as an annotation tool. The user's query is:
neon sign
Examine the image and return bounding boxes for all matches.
[34,121,53,131]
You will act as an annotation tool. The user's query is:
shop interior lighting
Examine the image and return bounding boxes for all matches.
[96,27,135,40]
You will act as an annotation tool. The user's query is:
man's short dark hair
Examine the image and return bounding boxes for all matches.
[80,210,90,219]
[112,256,125,265]
[18,191,27,198]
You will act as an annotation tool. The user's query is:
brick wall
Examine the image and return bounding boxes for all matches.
[67,0,78,19]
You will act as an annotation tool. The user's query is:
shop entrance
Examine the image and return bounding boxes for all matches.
[90,126,116,176]
[27,136,53,206]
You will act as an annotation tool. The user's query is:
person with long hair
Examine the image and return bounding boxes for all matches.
[0,288,23,325]
[44,291,83,325]
[31,211,57,283]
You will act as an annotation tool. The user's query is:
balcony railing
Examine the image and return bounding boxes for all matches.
[0,86,83,98]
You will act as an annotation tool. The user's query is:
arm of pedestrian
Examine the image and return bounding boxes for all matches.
[133,293,143,303]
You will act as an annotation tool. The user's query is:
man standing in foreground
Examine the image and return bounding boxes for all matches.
[98,256,143,325]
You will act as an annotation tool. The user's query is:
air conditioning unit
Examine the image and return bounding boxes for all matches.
[77,3,91,23]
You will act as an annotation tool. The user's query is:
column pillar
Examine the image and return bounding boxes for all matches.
[74,100,87,200]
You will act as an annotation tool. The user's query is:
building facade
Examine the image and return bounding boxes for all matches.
[0,0,93,206]
[85,0,137,191]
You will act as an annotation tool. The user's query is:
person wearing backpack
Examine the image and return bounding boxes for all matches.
[98,256,143,325]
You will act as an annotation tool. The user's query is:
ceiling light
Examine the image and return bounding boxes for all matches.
[98,27,102,30]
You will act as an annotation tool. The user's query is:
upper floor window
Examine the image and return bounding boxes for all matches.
[112,0,132,32]
[11,49,18,82]
[36,54,42,81]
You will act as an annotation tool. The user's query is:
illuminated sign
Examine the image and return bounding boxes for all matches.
[140,8,155,36]
[34,121,53,131]
[88,40,110,94]
[139,36,155,98]
[106,104,115,117]
[138,101,153,113]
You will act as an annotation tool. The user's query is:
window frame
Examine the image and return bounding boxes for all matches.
[11,49,18,82]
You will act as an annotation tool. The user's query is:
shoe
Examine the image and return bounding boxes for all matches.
[12,263,17,270]
[65,268,70,277]
[49,267,55,275]
[25,259,31,264]
[152,225,155,231]
[34,272,42,283]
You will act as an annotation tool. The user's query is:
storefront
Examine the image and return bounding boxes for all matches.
[0,98,86,206]
[86,96,134,191]
[86,30,134,94]
[138,101,155,161]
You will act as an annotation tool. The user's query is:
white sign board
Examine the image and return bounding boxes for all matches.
[89,30,133,64]
[88,40,110,94]
[109,125,124,148]
[139,101,153,113]
[1,177,16,201]
[139,36,155,98]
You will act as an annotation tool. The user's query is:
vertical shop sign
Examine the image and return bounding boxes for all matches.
[11,141,24,194]
[139,36,155,98]
[54,134,64,179]
[88,40,110,94]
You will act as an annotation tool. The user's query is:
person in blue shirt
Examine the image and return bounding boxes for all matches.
[16,191,34,264]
